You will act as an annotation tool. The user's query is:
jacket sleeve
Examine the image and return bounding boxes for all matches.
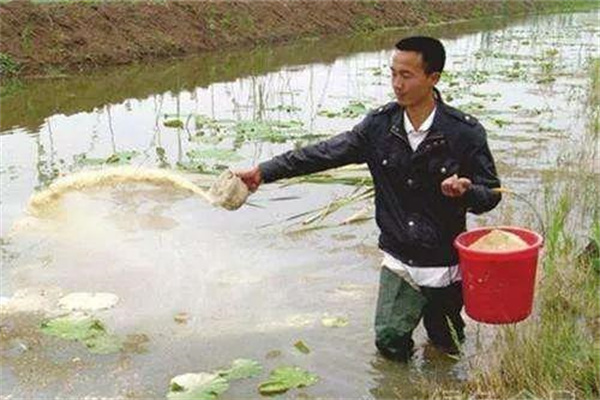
[462,126,502,214]
[258,116,371,183]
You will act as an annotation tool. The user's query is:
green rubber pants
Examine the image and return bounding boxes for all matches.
[374,266,465,361]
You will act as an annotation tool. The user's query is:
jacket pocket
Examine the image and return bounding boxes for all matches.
[427,153,460,186]
[403,213,442,250]
[375,148,408,181]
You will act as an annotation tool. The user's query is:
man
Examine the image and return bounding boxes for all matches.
[236,36,501,361]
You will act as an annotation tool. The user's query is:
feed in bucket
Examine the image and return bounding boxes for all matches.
[454,227,543,324]
[468,229,529,252]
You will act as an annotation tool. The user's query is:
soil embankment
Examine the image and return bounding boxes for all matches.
[0,0,594,76]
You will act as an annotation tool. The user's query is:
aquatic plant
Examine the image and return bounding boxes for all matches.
[41,314,122,355]
[217,358,263,380]
[234,120,306,143]
[164,119,184,129]
[258,366,319,395]
[318,100,369,119]
[168,373,229,400]
[167,358,262,399]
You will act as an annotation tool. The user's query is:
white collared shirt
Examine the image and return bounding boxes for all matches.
[383,106,461,288]
[381,252,461,289]
[404,107,436,151]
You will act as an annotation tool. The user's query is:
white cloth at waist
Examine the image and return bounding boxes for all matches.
[381,251,461,289]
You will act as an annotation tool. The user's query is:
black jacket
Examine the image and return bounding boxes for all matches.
[259,100,501,267]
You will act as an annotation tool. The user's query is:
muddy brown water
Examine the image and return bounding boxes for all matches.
[1,11,598,399]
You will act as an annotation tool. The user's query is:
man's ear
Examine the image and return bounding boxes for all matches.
[429,71,441,85]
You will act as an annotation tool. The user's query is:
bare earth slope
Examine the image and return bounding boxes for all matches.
[0,0,570,76]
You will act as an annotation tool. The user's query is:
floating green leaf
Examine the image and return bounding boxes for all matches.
[318,101,368,119]
[58,292,119,311]
[41,314,104,341]
[40,314,122,354]
[73,151,138,166]
[234,120,305,143]
[105,150,138,165]
[293,340,310,354]
[341,101,368,118]
[217,358,262,381]
[167,373,229,400]
[492,118,511,128]
[73,153,106,166]
[84,332,122,354]
[164,119,184,129]
[321,316,349,328]
[194,115,221,130]
[258,366,319,395]
[272,120,303,129]
[317,110,339,118]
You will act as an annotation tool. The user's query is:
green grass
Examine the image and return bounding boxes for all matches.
[466,185,599,399]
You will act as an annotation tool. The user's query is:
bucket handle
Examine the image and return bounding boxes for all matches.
[492,187,546,245]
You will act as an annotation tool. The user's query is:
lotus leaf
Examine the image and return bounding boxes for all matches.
[41,314,122,354]
[340,101,368,118]
[217,358,262,380]
[58,292,119,311]
[41,314,105,341]
[258,366,319,395]
[73,153,106,166]
[105,150,138,164]
[167,372,229,400]
[164,119,184,129]
[234,120,306,143]
[318,101,368,119]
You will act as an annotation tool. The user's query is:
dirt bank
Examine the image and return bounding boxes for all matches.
[0,0,595,77]
[0,16,522,132]
[0,1,575,76]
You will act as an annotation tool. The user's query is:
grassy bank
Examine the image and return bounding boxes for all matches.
[466,195,599,398]
[0,0,598,78]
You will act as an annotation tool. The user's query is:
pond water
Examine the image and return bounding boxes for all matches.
[1,10,598,399]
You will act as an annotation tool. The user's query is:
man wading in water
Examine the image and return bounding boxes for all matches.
[236,37,501,360]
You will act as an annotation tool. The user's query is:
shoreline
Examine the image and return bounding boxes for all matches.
[1,0,597,78]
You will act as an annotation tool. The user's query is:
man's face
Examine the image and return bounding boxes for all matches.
[390,50,440,107]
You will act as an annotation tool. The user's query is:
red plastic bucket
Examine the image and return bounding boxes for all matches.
[454,226,543,324]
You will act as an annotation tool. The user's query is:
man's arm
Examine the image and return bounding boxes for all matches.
[236,116,371,190]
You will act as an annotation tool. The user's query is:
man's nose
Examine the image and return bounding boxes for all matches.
[392,76,403,90]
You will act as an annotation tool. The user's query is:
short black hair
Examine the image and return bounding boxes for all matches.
[395,36,446,75]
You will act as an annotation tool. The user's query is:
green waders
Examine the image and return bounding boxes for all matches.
[374,266,465,361]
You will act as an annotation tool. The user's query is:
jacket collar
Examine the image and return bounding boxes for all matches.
[429,101,456,138]
[390,100,450,142]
